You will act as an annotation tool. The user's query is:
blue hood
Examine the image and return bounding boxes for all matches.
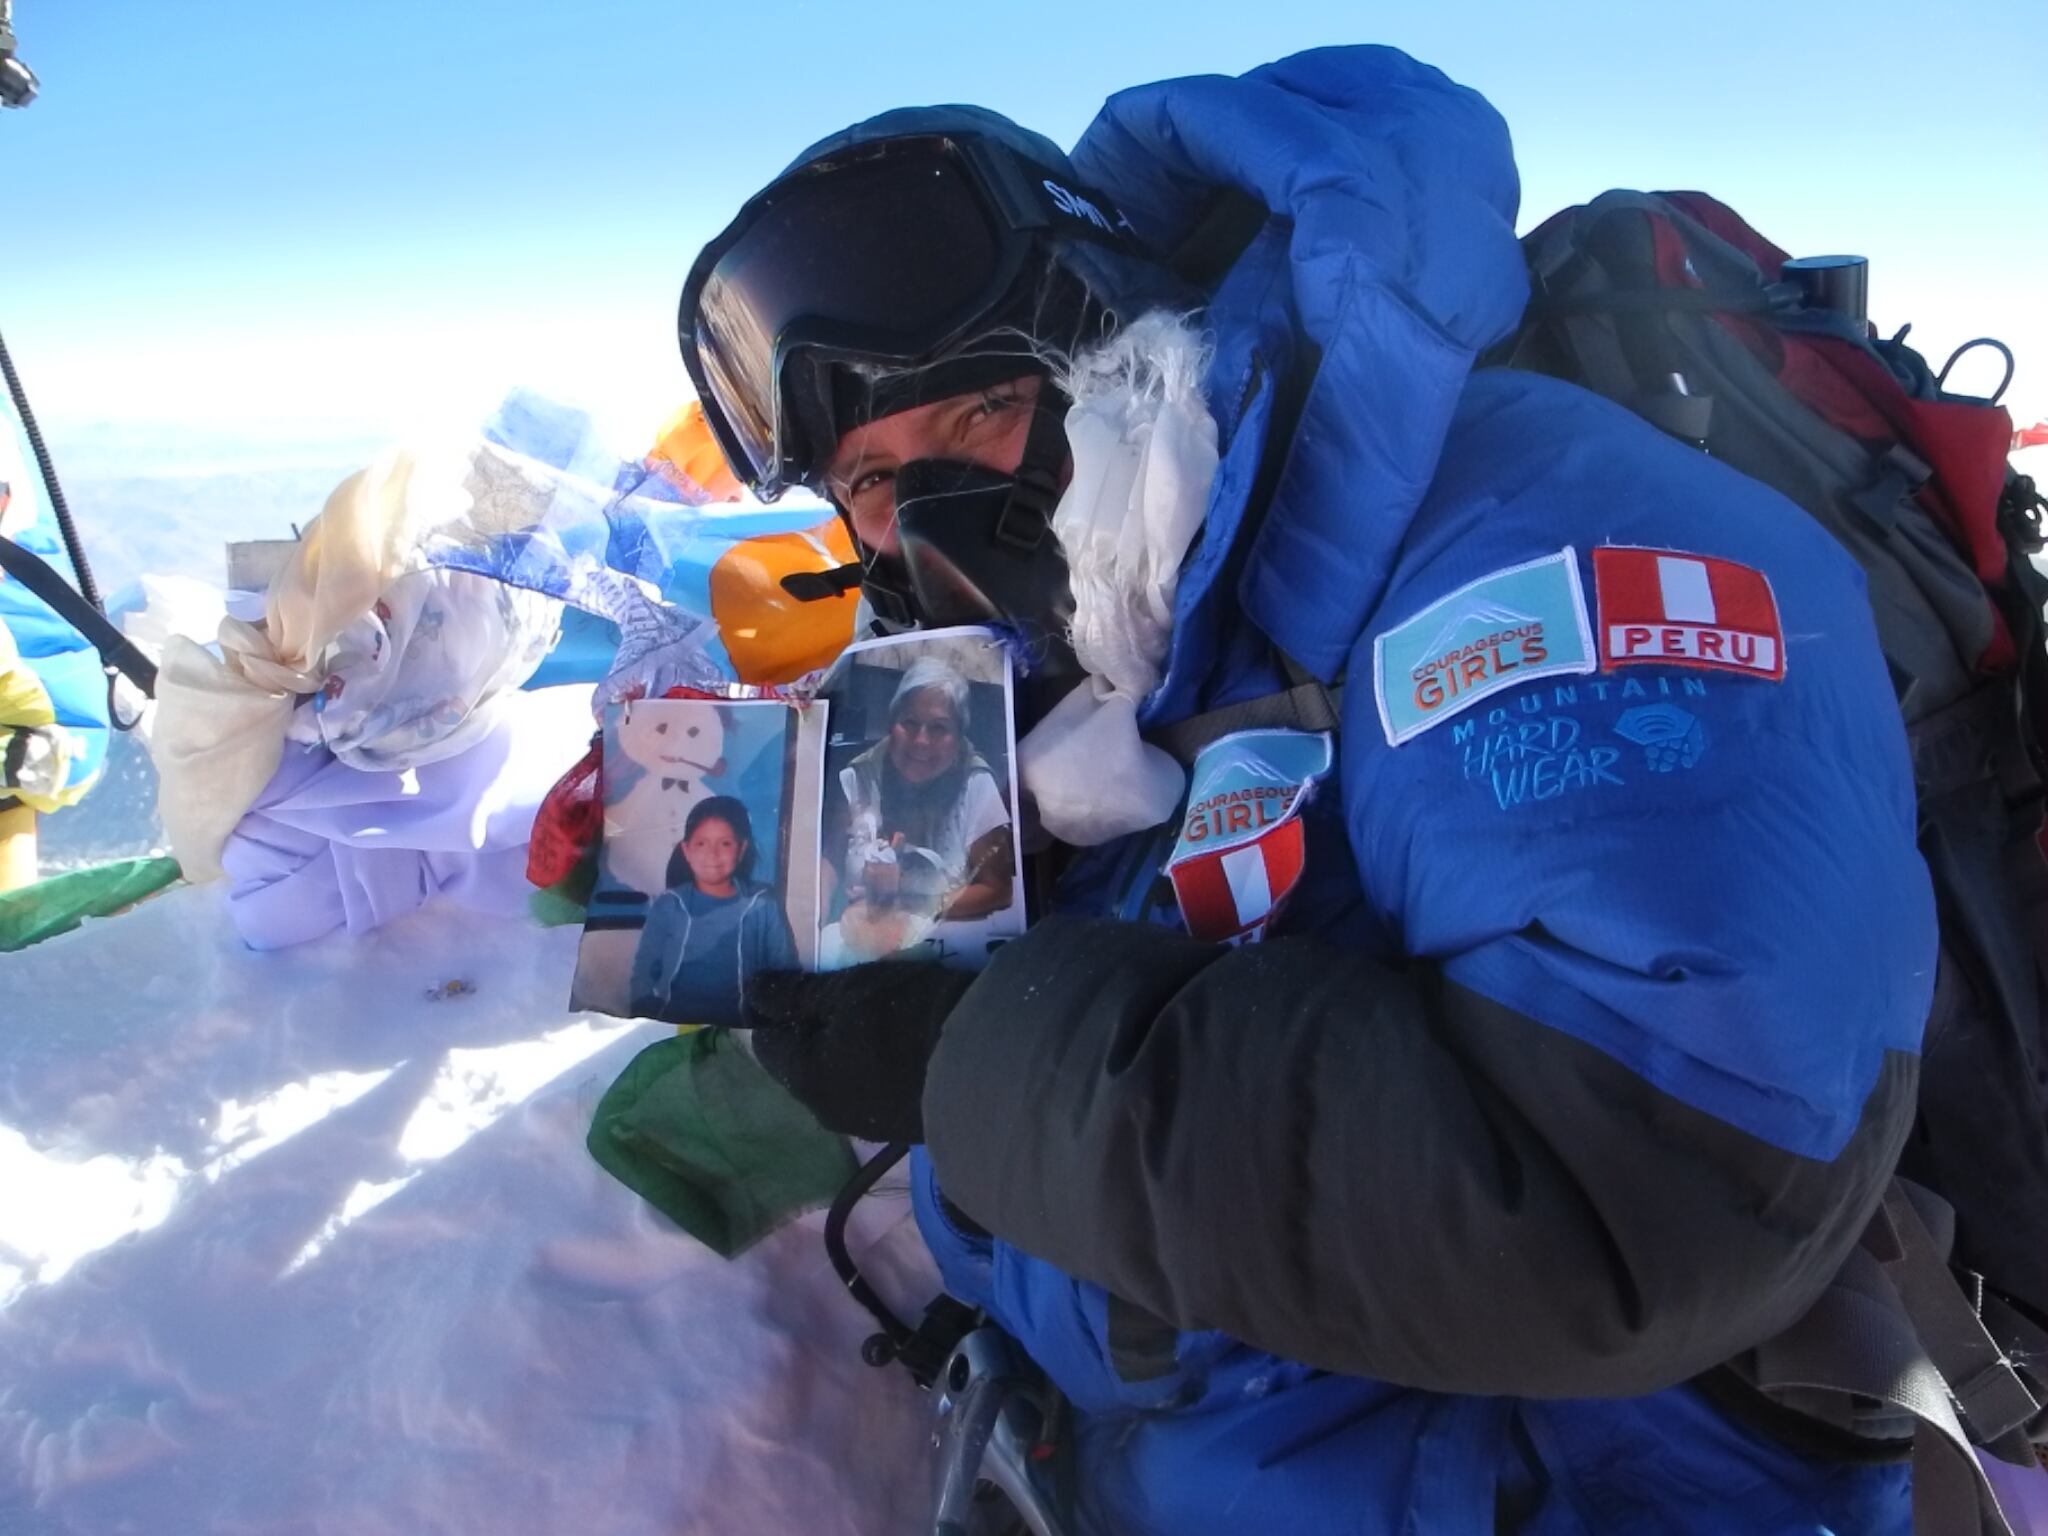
[1071,45,1531,678]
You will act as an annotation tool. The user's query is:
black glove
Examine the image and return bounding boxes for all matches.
[742,962,974,1143]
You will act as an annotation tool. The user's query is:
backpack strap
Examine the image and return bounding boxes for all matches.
[1908,679,2043,809]
[1994,472,2048,781]
[0,531,158,696]
[1876,1181,2043,1449]
[1146,675,1344,766]
[1710,1178,2042,1536]
[1980,1289,2048,1426]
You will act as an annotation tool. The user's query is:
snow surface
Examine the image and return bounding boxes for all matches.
[0,885,939,1535]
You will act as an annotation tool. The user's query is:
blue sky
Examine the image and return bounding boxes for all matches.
[4,0,2044,482]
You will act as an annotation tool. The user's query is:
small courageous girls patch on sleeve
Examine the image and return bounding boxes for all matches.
[1372,549,1596,746]
[1167,728,1333,944]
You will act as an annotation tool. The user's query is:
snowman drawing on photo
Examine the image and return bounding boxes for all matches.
[575,697,800,1022]
[605,696,728,896]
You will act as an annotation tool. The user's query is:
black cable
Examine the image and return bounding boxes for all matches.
[0,326,100,612]
[1936,337,2016,406]
[0,326,153,719]
[823,1141,914,1348]
[5,33,149,726]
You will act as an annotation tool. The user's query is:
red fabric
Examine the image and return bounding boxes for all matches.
[1805,337,2016,580]
[1592,547,1787,680]
[1660,191,1793,274]
[1770,333,1895,440]
[2016,421,2048,451]
[1553,192,2023,677]
[1646,212,1697,289]
[1168,816,1307,944]
[1648,197,2015,602]
[1695,313,2018,672]
[526,736,603,889]
[1792,335,2018,670]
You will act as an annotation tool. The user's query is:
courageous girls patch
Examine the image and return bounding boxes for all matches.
[1167,728,1333,944]
[1373,549,1596,746]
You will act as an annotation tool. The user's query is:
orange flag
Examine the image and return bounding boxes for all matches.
[647,401,745,502]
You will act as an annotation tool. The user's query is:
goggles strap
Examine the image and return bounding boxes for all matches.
[993,394,1070,553]
[779,564,865,603]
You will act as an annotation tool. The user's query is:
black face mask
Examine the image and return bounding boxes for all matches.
[783,395,1083,722]
[897,460,1069,638]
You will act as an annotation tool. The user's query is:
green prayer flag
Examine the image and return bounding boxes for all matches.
[587,1029,856,1258]
[0,855,182,953]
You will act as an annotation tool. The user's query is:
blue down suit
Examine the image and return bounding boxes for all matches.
[912,45,1932,1536]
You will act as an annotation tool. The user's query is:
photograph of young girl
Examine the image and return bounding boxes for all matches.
[629,794,799,1026]
[815,629,1024,971]
[572,697,806,1025]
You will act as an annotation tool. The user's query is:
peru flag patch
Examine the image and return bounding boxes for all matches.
[1592,546,1786,680]
[1167,728,1332,945]
[1170,817,1308,945]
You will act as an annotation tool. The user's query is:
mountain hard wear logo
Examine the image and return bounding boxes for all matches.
[1373,549,1597,746]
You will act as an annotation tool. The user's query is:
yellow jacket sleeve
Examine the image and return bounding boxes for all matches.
[0,621,82,813]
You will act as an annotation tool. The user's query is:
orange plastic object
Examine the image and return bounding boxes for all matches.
[648,401,745,503]
[709,517,860,684]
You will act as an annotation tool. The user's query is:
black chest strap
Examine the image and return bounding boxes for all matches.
[1146,673,1344,767]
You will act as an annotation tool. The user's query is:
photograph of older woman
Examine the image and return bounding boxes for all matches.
[819,652,1020,968]
[631,796,800,1026]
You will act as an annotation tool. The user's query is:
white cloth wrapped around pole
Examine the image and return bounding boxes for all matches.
[1019,310,1218,846]
[150,447,476,882]
[1017,680,1186,849]
[1054,311,1217,704]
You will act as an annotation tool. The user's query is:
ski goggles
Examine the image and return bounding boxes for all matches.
[679,132,1143,501]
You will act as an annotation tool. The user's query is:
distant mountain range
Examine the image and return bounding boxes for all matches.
[63,462,362,594]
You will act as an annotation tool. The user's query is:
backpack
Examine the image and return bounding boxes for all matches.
[1499,189,2048,1534]
[834,190,2048,1531]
